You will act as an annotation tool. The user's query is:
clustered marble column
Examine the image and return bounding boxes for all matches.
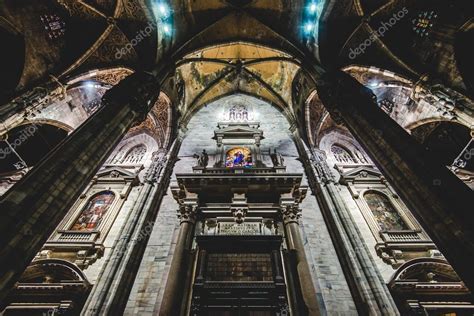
[0,71,163,302]
[316,70,474,291]
[82,138,182,316]
[159,198,199,316]
[291,134,399,315]
[280,197,321,316]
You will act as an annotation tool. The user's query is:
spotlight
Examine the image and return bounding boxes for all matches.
[162,24,172,35]
[158,3,169,17]
[368,81,379,88]
[152,2,170,19]
[304,22,314,34]
[309,3,317,14]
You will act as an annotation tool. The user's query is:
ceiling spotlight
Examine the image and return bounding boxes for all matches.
[163,24,172,35]
[368,81,379,88]
[158,3,169,17]
[304,22,314,34]
[309,3,317,14]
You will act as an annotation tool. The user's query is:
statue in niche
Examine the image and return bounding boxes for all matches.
[193,149,209,168]
[270,149,285,167]
[228,104,249,121]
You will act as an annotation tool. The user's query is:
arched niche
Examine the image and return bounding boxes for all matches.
[319,129,370,166]
[107,133,159,168]
[0,123,68,174]
[330,143,357,164]
[19,259,90,284]
[121,144,147,164]
[389,258,460,285]
[2,259,91,315]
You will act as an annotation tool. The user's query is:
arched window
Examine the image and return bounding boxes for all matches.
[121,144,146,164]
[331,144,356,163]
[71,191,115,231]
[364,191,408,231]
[225,147,253,168]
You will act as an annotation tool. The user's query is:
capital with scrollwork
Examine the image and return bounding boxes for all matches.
[178,203,198,224]
[280,203,302,225]
[102,71,161,123]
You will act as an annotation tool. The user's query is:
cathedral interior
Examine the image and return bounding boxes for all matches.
[0,1,473,315]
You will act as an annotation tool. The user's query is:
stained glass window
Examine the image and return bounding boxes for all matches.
[122,144,146,164]
[225,147,253,168]
[331,144,356,163]
[71,191,115,231]
[364,191,408,231]
[412,11,437,37]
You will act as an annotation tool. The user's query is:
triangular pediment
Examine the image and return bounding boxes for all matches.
[220,126,259,133]
[96,166,138,180]
[340,166,382,182]
[214,123,263,138]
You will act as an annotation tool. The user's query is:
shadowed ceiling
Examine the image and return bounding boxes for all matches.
[0,0,472,106]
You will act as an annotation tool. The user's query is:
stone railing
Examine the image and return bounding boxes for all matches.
[51,230,99,244]
[379,230,429,244]
[193,166,286,174]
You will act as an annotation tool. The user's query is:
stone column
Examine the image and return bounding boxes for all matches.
[0,71,163,302]
[292,135,399,315]
[159,199,198,316]
[194,249,207,285]
[82,138,182,316]
[280,199,321,316]
[316,70,474,290]
[271,249,284,284]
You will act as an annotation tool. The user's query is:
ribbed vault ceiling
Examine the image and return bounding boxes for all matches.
[176,42,301,122]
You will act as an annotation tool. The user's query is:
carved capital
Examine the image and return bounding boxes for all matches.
[231,207,248,224]
[178,204,198,224]
[317,71,378,126]
[280,204,301,225]
[102,71,161,122]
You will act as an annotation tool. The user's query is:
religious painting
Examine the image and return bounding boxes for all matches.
[225,147,253,168]
[364,191,409,231]
[70,191,115,231]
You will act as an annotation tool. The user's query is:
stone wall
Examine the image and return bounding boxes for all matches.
[125,94,356,314]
